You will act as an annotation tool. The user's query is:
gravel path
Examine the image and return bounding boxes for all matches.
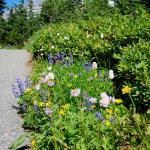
[0,50,31,150]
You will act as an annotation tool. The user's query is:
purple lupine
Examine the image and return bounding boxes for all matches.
[33,104,39,111]
[62,59,68,66]
[83,62,92,72]
[48,54,54,64]
[60,52,66,60]
[45,107,53,115]
[24,77,32,88]
[69,53,73,65]
[95,112,105,121]
[11,84,19,98]
[16,78,25,95]
[21,103,27,112]
[86,97,97,107]
[86,97,92,106]
[55,53,61,61]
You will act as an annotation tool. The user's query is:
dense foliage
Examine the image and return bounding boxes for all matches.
[27,10,150,113]
[0,0,6,15]
[0,0,40,48]
[1,0,150,47]
[10,60,150,149]
[7,0,150,149]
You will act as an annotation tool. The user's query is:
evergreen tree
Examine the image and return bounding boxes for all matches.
[40,0,83,23]
[0,0,6,16]
[28,0,33,17]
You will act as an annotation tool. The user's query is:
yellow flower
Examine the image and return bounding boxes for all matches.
[106,109,113,115]
[31,139,36,146]
[46,101,51,107]
[122,86,132,94]
[39,102,44,107]
[105,120,111,127]
[63,104,69,110]
[115,99,123,104]
[25,88,32,93]
[60,110,65,115]
[91,105,96,109]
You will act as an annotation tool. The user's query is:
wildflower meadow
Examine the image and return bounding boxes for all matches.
[9,1,150,150]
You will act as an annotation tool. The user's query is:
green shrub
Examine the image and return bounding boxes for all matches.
[114,40,150,112]
[26,11,150,112]
[27,11,150,65]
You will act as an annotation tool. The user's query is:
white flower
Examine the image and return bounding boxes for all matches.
[64,36,69,40]
[92,62,98,70]
[48,66,52,71]
[99,92,111,107]
[110,96,115,103]
[70,88,81,97]
[51,45,55,49]
[89,97,97,103]
[47,72,55,80]
[35,84,40,91]
[100,33,104,39]
[42,72,55,83]
[108,0,115,7]
[40,53,44,56]
[108,70,114,79]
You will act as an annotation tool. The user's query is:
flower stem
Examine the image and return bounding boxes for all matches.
[129,94,136,114]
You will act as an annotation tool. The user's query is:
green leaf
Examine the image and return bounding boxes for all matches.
[9,133,29,150]
[146,125,150,135]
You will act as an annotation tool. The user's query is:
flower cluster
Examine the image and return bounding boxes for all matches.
[35,68,55,91]
[59,104,69,116]
[48,52,73,66]
[85,96,97,111]
[11,77,31,99]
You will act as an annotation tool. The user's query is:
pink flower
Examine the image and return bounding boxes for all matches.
[70,88,81,97]
[99,92,111,107]
[42,73,55,83]
[47,80,55,86]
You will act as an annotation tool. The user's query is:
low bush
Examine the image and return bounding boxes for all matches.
[26,10,150,111]
[27,11,150,65]
[114,40,150,112]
